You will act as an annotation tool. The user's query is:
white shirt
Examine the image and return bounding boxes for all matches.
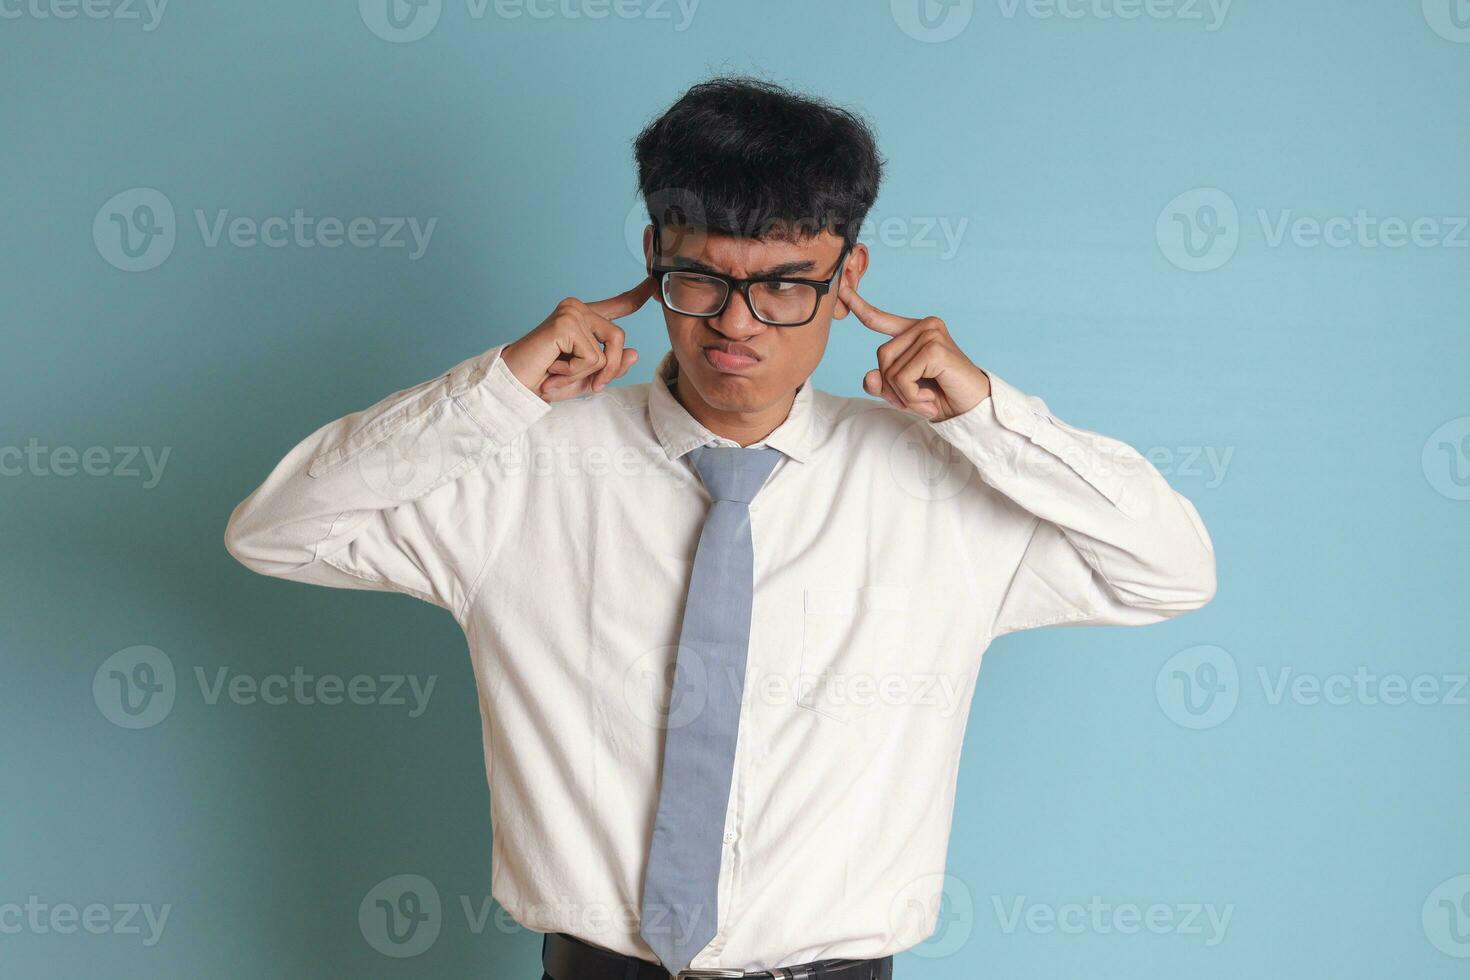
[224,342,1216,972]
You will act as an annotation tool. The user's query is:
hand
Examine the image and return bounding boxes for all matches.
[501,277,654,402]
[838,281,991,422]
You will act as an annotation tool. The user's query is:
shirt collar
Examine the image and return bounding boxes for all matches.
[648,349,815,463]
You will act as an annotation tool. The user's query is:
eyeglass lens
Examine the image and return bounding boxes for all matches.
[661,272,819,325]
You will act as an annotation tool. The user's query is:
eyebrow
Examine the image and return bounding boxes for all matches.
[668,255,819,278]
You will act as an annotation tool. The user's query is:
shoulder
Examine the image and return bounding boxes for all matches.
[812,385,911,438]
[525,378,652,438]
[806,384,1002,487]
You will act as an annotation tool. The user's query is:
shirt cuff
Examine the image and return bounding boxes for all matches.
[450,344,552,446]
[928,370,1039,447]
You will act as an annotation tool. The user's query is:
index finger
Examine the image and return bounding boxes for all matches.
[837,280,919,337]
[585,275,656,320]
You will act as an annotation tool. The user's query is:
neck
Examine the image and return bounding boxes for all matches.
[671,373,796,448]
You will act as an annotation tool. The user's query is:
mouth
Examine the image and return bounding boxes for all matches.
[701,341,761,373]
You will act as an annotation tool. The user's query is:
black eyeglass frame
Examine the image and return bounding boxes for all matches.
[646,216,855,328]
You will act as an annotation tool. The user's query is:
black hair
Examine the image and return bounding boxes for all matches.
[633,75,884,248]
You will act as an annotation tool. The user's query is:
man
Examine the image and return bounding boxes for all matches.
[225,77,1216,980]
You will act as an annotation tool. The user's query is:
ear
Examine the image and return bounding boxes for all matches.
[642,224,654,269]
[832,242,869,320]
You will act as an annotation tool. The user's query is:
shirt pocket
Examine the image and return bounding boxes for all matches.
[797,585,911,724]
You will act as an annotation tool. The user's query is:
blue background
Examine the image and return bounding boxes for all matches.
[3,1,1468,977]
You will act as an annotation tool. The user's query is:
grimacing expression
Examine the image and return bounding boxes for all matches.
[643,223,867,415]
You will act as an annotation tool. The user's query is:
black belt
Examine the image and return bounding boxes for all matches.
[542,931,894,980]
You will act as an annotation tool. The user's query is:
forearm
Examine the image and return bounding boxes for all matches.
[932,371,1217,615]
[223,343,550,596]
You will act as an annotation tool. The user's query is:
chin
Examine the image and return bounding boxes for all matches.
[700,378,765,411]
[685,361,769,411]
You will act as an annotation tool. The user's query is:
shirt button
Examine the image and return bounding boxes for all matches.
[723,832,736,844]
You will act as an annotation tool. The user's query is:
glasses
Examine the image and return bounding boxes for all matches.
[647,217,853,327]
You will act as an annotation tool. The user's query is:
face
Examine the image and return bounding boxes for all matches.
[644,223,868,418]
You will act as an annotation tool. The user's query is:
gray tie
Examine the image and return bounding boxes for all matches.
[639,443,784,975]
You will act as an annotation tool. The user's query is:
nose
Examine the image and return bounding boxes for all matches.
[711,288,770,340]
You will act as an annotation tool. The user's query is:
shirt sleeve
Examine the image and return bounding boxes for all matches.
[929,369,1217,639]
[223,343,551,616]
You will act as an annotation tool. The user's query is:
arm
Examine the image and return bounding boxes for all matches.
[223,344,550,612]
[931,372,1216,636]
[224,278,653,614]
[836,279,1215,638]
